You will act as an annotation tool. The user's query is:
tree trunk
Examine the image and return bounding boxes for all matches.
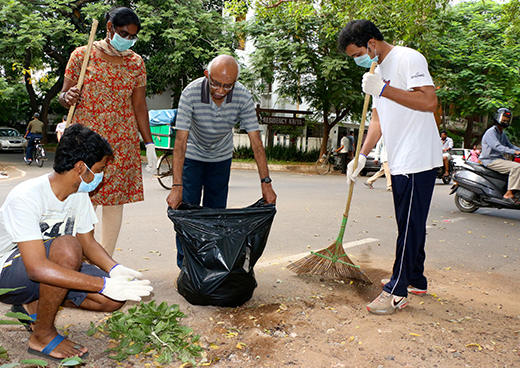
[24,49,39,116]
[463,115,474,148]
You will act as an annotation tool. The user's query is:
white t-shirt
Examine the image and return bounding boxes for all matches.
[340,136,349,153]
[372,46,442,175]
[56,122,66,134]
[0,174,97,273]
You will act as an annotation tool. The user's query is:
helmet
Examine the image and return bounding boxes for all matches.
[494,108,512,128]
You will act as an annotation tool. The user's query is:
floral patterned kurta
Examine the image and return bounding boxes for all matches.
[65,46,146,206]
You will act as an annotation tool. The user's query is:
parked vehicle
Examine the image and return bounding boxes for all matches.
[0,127,27,152]
[361,148,382,176]
[451,148,470,168]
[450,159,520,212]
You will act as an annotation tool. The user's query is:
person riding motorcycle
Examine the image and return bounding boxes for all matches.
[479,108,520,204]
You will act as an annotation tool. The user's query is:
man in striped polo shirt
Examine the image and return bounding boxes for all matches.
[167,54,277,268]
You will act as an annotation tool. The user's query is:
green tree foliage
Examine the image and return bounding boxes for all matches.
[0,0,236,137]
[426,1,520,145]
[238,0,366,155]
[132,0,237,106]
[230,0,448,155]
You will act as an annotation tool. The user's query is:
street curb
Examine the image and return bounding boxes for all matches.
[232,162,322,174]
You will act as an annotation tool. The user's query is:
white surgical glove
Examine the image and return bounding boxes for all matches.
[362,73,386,97]
[145,143,158,173]
[346,154,367,185]
[99,276,153,302]
[109,264,143,280]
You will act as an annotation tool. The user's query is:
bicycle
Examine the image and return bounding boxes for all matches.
[24,137,46,167]
[156,149,173,190]
[315,149,342,175]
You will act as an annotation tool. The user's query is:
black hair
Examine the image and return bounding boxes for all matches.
[54,124,113,174]
[440,130,447,135]
[338,20,384,52]
[62,115,67,121]
[105,7,141,32]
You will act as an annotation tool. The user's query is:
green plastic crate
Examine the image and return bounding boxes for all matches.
[151,125,176,149]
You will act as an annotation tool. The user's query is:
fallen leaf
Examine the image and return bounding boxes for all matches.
[465,343,483,350]
[236,342,246,349]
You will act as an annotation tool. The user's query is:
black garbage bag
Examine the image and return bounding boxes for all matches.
[167,199,276,307]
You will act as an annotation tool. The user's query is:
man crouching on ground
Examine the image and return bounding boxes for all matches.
[0,124,153,361]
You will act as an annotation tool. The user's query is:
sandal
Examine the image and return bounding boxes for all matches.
[10,305,37,332]
[504,197,520,205]
[27,334,89,362]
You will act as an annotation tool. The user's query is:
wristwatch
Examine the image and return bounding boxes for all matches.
[261,177,272,184]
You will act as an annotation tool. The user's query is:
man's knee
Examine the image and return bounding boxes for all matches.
[48,235,83,269]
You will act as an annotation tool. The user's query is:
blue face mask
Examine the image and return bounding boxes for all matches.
[354,44,378,68]
[78,165,103,193]
[111,31,136,52]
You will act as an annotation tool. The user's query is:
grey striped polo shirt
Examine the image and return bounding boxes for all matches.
[176,77,260,162]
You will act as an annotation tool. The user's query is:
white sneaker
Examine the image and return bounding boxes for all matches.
[367,291,408,315]
[381,278,427,295]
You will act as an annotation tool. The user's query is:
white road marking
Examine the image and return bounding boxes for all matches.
[257,237,379,268]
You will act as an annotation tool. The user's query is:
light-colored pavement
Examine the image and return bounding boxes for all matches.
[1,151,520,279]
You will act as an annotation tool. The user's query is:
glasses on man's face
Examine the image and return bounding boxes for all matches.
[114,26,138,41]
[208,76,235,91]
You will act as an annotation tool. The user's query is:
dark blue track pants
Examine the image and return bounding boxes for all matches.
[175,157,232,268]
[383,168,437,297]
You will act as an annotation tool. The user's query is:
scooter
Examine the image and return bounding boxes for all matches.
[450,159,520,213]
[437,158,455,184]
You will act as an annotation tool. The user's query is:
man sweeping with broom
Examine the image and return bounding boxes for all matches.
[338,20,442,315]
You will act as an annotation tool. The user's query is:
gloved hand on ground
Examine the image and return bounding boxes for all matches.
[100,276,153,302]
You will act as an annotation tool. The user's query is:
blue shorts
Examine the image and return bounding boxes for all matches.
[0,238,108,306]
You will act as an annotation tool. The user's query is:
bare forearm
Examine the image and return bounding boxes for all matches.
[249,131,270,179]
[381,85,438,112]
[78,232,117,273]
[29,259,104,292]
[360,112,382,157]
[133,88,153,144]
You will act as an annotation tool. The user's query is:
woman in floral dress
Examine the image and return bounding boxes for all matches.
[59,7,157,256]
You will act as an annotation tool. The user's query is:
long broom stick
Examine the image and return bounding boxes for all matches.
[288,62,377,283]
[65,19,98,128]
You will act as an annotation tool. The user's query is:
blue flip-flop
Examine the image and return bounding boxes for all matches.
[10,305,37,332]
[27,334,89,362]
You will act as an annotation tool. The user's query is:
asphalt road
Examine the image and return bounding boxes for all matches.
[1,150,519,279]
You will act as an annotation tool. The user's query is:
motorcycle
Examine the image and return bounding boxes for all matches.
[436,157,455,184]
[450,159,520,213]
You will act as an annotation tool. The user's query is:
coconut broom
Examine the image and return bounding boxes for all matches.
[288,62,378,283]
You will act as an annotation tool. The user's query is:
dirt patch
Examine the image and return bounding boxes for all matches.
[1,260,520,368]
